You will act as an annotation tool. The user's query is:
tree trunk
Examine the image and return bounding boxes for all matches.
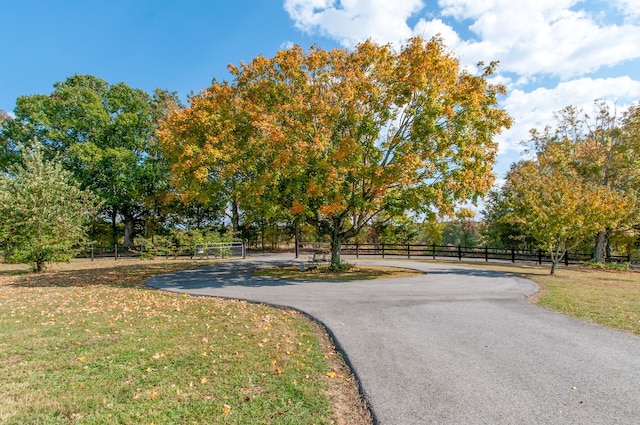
[123,213,135,247]
[550,247,567,275]
[111,208,118,247]
[330,235,342,269]
[593,230,608,263]
[231,199,240,234]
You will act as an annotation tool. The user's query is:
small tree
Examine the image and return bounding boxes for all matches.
[493,160,628,274]
[0,142,99,271]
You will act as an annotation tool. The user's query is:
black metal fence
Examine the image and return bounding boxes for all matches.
[75,242,245,261]
[338,243,635,265]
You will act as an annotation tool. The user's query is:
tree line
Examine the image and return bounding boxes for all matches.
[1,37,638,273]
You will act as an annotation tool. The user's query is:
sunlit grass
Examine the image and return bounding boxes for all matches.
[438,260,640,335]
[0,258,370,424]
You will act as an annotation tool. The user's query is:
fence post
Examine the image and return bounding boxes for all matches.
[243,239,247,259]
[432,244,436,260]
[538,250,542,265]
[115,244,118,261]
[407,244,411,259]
[485,246,488,262]
[382,244,385,259]
[511,248,515,263]
[565,252,569,266]
[356,243,359,259]
[458,245,462,261]
[91,244,94,261]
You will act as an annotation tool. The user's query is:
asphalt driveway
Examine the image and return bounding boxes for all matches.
[146,254,640,425]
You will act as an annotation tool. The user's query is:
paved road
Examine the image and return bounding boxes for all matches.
[147,254,640,425]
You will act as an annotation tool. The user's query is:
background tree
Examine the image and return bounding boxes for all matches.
[0,142,98,271]
[442,208,485,247]
[527,102,640,262]
[482,188,539,250]
[0,110,15,171]
[489,156,628,274]
[417,216,445,246]
[0,75,180,246]
[160,37,512,268]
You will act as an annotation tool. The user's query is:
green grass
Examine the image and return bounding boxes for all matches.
[0,259,370,424]
[438,260,640,335]
[254,264,424,281]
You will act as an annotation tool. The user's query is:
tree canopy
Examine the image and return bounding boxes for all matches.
[159,37,512,267]
[1,75,180,246]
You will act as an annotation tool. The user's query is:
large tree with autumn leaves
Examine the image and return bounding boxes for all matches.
[159,37,512,268]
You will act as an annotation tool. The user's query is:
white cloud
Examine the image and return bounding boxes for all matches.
[421,0,640,79]
[498,76,640,154]
[280,40,296,50]
[283,0,424,47]
[614,0,640,22]
[285,0,640,80]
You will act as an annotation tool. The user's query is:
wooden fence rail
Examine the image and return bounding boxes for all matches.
[75,242,245,261]
[333,243,635,266]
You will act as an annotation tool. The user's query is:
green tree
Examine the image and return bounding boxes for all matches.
[1,75,179,247]
[0,142,99,271]
[528,102,640,262]
[491,158,628,275]
[159,37,512,268]
[0,110,16,171]
[482,188,538,250]
[442,208,485,247]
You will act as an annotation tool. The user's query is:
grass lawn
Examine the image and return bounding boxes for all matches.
[0,259,370,425]
[440,260,640,336]
[253,264,424,281]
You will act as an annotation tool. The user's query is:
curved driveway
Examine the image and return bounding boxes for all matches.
[147,254,640,425]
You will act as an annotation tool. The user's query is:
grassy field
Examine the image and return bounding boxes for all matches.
[0,259,370,425]
[3,257,638,424]
[441,260,640,336]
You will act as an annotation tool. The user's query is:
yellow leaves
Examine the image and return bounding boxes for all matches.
[325,371,344,379]
[222,403,231,414]
[193,166,209,182]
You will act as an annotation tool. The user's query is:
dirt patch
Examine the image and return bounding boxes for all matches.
[310,319,373,425]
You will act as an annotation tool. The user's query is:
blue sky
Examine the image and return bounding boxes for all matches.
[2,0,640,187]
